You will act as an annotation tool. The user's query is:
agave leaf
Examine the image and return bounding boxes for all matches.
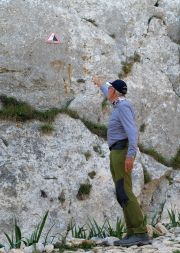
[4,232,14,248]
[15,219,22,248]
[36,211,49,242]
[43,223,55,246]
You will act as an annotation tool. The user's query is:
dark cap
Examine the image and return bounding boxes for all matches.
[110,79,127,94]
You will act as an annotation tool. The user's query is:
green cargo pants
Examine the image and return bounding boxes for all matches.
[110,148,147,235]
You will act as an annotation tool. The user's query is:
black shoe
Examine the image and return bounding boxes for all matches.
[114,233,152,247]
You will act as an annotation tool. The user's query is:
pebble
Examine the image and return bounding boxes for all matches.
[155,223,169,235]
[23,246,33,253]
[8,250,24,253]
[0,248,6,253]
[175,236,180,242]
[162,239,174,245]
[44,244,54,253]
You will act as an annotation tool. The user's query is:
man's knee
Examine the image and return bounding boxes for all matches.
[115,178,129,207]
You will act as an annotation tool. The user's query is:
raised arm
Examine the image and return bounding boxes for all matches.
[92,76,111,98]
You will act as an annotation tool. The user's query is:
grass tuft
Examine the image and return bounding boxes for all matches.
[0,95,59,122]
[58,191,66,204]
[143,166,152,184]
[165,209,180,229]
[109,33,116,39]
[76,79,86,83]
[139,144,169,167]
[83,119,107,139]
[88,171,96,179]
[139,123,146,132]
[118,52,141,78]
[84,151,91,161]
[170,149,180,169]
[76,183,92,200]
[40,124,54,134]
[101,98,108,110]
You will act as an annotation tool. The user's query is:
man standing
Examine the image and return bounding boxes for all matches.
[93,77,151,247]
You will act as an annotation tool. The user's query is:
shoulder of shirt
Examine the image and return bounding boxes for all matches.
[116,99,132,108]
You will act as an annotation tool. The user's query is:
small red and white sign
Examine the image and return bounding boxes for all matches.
[46,33,60,44]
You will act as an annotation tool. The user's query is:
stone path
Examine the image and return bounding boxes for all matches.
[61,234,180,253]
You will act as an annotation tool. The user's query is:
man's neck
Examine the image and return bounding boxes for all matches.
[112,96,126,105]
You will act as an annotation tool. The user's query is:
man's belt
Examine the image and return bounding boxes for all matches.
[109,139,128,151]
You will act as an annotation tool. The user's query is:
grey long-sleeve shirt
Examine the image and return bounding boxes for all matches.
[100,83,138,157]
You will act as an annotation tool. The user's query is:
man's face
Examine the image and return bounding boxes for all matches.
[108,86,117,102]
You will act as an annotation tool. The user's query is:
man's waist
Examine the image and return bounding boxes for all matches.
[109,139,128,151]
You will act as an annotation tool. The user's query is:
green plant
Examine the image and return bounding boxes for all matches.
[76,79,85,83]
[0,244,4,248]
[79,241,95,250]
[0,95,107,139]
[84,151,91,161]
[57,244,77,253]
[93,144,104,157]
[57,241,95,253]
[101,98,108,110]
[143,166,152,184]
[87,218,107,239]
[59,108,79,119]
[70,222,87,239]
[132,52,141,63]
[4,219,22,249]
[43,223,56,246]
[139,123,146,132]
[0,102,34,121]
[40,124,54,134]
[170,149,180,169]
[109,33,116,39]
[58,191,66,204]
[88,171,96,179]
[0,95,59,123]
[166,209,180,229]
[173,251,180,253]
[76,183,92,200]
[68,217,125,241]
[106,218,125,239]
[34,108,59,122]
[139,144,169,167]
[118,52,141,78]
[23,211,49,246]
[118,62,134,79]
[166,175,173,185]
[83,119,107,139]
[151,212,159,227]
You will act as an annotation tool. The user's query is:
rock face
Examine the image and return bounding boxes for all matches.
[0,0,179,243]
[0,116,179,242]
[0,115,144,240]
[0,0,180,159]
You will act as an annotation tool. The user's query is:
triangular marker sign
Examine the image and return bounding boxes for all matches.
[47,33,60,44]
[53,35,58,41]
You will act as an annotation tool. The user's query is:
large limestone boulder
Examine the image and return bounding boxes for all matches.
[0,114,179,241]
[0,0,179,159]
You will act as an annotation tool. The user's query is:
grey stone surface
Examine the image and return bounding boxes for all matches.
[0,0,180,245]
[0,0,180,158]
